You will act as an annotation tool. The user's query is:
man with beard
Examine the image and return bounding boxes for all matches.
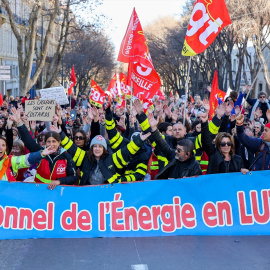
[244,90,270,123]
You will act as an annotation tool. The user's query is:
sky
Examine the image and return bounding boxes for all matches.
[93,0,185,54]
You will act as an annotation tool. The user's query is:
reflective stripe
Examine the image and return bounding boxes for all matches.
[109,132,120,144]
[152,161,159,165]
[73,147,82,163]
[108,173,120,184]
[152,142,157,147]
[129,141,140,153]
[200,160,209,165]
[150,166,159,170]
[65,140,73,150]
[35,173,51,184]
[105,119,114,126]
[125,170,133,175]
[195,156,202,161]
[116,150,127,166]
[209,121,219,134]
[157,155,168,166]
[112,153,123,169]
[125,175,136,182]
[62,136,69,145]
[135,169,146,176]
[76,151,85,167]
[141,119,150,131]
[138,163,147,170]
[106,121,115,130]
[112,136,123,150]
[202,169,207,172]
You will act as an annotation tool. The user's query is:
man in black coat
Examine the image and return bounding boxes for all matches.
[147,113,202,180]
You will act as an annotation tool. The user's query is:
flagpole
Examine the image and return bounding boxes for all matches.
[183,56,192,126]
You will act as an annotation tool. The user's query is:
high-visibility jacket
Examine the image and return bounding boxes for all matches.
[105,108,151,181]
[35,159,67,184]
[0,154,30,181]
[147,152,159,180]
[60,131,146,185]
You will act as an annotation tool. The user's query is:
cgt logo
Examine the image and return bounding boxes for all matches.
[56,164,66,174]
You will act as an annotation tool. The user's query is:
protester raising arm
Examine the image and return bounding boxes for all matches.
[11,107,42,152]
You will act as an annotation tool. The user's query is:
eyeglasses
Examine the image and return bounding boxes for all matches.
[176,148,184,153]
[74,136,84,140]
[259,96,266,99]
[220,142,233,147]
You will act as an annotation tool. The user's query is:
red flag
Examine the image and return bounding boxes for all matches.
[143,99,154,113]
[170,91,173,97]
[119,73,131,97]
[118,8,161,100]
[107,72,119,98]
[68,66,76,95]
[208,70,226,119]
[156,90,165,100]
[182,0,231,56]
[0,92,3,106]
[90,80,106,108]
[190,96,194,103]
[116,98,126,109]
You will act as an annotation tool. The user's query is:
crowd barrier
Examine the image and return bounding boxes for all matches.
[0,170,270,239]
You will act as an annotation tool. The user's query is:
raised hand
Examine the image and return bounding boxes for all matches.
[147,112,159,131]
[266,109,270,122]
[225,100,234,116]
[234,105,240,116]
[11,107,21,123]
[50,125,61,133]
[133,99,143,115]
[42,145,57,156]
[7,115,13,129]
[215,103,226,119]
[236,114,244,126]
[155,100,162,113]
[171,110,178,123]
[207,86,212,92]
[164,104,173,118]
[129,114,135,127]
[139,132,151,141]
[203,99,210,112]
[116,115,125,129]
[200,112,208,123]
[92,106,99,121]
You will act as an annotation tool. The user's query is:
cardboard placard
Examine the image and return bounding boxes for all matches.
[25,100,55,121]
[39,86,69,105]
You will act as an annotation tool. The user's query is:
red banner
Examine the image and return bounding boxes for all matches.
[209,70,226,119]
[90,80,106,108]
[107,72,119,98]
[68,66,76,95]
[182,0,231,56]
[119,73,131,97]
[118,8,161,100]
[130,62,161,100]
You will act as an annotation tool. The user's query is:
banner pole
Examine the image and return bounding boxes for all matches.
[240,53,270,114]
[183,56,192,126]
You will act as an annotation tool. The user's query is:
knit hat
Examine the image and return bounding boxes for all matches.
[90,135,107,150]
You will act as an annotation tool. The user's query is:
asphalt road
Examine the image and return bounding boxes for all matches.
[0,236,269,270]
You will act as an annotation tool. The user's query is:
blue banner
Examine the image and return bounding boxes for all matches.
[0,171,270,239]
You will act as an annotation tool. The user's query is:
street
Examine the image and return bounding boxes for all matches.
[0,236,269,270]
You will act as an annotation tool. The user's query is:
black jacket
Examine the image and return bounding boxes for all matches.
[60,131,146,185]
[201,121,242,174]
[150,129,202,180]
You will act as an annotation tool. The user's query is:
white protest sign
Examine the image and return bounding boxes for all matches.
[39,86,69,105]
[25,100,55,121]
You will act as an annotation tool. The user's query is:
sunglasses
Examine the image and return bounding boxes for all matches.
[38,137,45,142]
[74,136,84,141]
[220,142,233,147]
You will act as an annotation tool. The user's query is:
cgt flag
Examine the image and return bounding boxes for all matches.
[119,73,131,97]
[107,72,119,98]
[208,70,226,119]
[182,0,231,56]
[118,8,161,100]
[90,80,106,108]
[68,66,76,95]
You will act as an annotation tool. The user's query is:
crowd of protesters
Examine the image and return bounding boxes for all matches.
[0,85,270,189]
